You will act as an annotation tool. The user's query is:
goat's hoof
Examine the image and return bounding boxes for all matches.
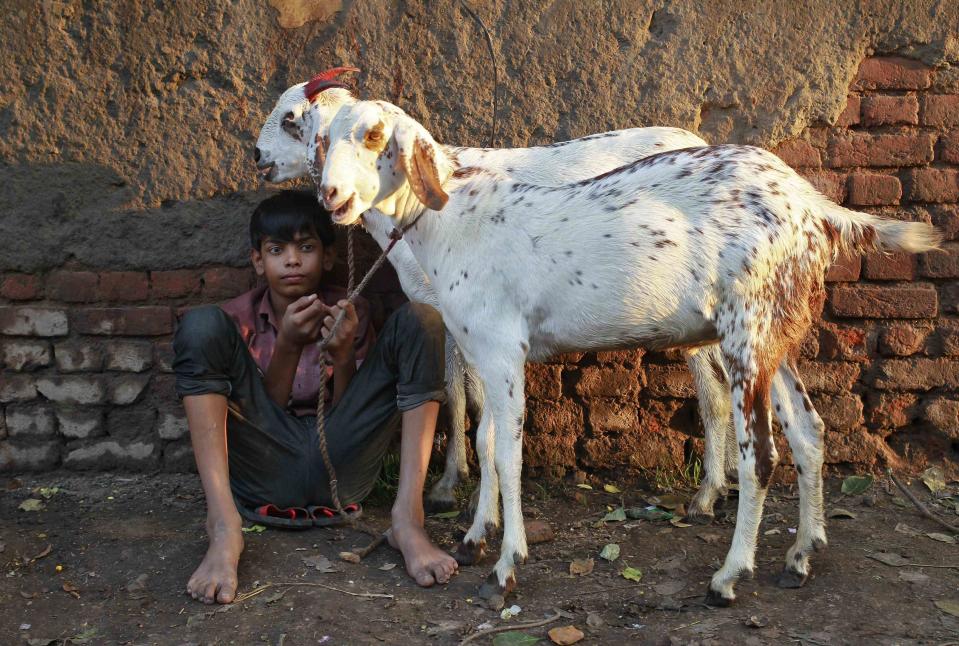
[479,571,516,601]
[777,567,808,589]
[682,508,715,525]
[703,586,734,607]
[424,495,457,514]
[453,539,486,566]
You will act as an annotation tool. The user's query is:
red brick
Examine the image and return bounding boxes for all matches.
[824,251,861,282]
[595,349,644,366]
[797,360,861,393]
[938,131,959,164]
[919,242,959,278]
[923,397,959,434]
[827,132,934,168]
[853,56,932,91]
[944,282,959,314]
[202,267,253,299]
[525,364,563,400]
[151,270,202,299]
[860,94,919,126]
[801,170,846,203]
[846,173,901,206]
[71,307,173,336]
[811,394,863,431]
[865,392,918,428]
[525,399,581,467]
[935,319,959,356]
[862,251,915,280]
[905,168,959,203]
[929,205,959,240]
[644,363,695,398]
[824,432,893,469]
[98,272,148,302]
[835,94,861,127]
[46,271,98,303]
[587,399,638,434]
[871,357,959,390]
[573,366,643,399]
[580,402,685,470]
[772,140,821,168]
[878,321,932,356]
[1,274,41,301]
[920,95,959,127]
[817,322,871,361]
[830,284,938,318]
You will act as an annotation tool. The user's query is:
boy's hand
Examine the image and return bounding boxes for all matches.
[278,294,326,347]
[321,299,358,363]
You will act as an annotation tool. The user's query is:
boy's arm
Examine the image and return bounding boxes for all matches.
[265,294,326,408]
[323,299,360,407]
[263,335,304,408]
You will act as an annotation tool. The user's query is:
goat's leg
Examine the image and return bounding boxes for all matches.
[453,399,498,566]
[773,358,827,588]
[685,345,734,522]
[426,337,470,512]
[462,362,487,520]
[706,341,779,606]
[475,358,528,600]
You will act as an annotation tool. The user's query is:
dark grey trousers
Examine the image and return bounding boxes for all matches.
[172,302,446,509]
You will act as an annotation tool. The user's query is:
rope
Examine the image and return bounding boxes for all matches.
[456,0,498,148]
[313,230,401,528]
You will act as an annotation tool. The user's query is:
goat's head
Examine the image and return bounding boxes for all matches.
[254,67,359,183]
[318,100,451,225]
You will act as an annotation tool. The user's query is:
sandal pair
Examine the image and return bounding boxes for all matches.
[236,499,363,530]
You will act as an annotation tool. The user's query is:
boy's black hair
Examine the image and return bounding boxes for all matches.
[249,190,336,250]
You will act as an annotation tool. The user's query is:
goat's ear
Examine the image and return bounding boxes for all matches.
[394,122,449,211]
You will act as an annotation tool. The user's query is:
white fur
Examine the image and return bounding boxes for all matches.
[317,99,941,603]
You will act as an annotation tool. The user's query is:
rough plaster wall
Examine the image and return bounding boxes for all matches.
[0,0,956,273]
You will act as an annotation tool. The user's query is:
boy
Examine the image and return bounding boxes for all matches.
[173,190,458,604]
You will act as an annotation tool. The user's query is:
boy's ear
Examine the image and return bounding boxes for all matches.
[322,245,336,271]
[251,248,266,276]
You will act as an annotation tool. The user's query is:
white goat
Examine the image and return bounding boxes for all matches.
[255,72,740,518]
[315,98,941,605]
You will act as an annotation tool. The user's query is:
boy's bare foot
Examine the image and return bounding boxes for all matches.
[387,521,458,587]
[187,518,245,604]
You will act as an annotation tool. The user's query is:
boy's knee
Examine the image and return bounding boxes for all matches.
[397,302,445,342]
[175,306,234,345]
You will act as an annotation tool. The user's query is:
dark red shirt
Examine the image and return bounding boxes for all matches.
[220,284,376,416]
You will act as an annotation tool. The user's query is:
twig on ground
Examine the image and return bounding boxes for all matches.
[458,611,562,645]
[353,532,389,560]
[234,581,394,602]
[887,469,959,534]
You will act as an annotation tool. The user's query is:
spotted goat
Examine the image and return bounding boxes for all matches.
[314,98,941,605]
[255,70,746,517]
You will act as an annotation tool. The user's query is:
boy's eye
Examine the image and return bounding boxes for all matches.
[268,246,282,254]
[300,244,314,252]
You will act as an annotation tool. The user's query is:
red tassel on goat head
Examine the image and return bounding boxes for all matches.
[304,66,361,102]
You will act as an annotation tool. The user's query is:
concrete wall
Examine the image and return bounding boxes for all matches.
[1,1,957,474]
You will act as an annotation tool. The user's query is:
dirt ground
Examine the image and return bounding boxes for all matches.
[3,470,959,645]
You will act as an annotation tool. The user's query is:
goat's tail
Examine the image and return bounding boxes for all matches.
[820,201,942,255]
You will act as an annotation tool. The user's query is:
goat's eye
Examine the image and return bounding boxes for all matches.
[281,113,302,140]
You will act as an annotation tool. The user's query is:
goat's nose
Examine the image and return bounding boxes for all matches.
[253,147,261,162]
[322,186,337,204]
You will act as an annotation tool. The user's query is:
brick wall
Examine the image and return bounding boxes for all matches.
[1,55,957,475]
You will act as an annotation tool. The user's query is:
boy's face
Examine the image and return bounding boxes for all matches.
[251,232,335,300]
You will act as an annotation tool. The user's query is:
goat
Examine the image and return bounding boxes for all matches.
[316,98,941,605]
[255,73,743,519]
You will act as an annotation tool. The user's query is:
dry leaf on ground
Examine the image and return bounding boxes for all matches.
[569,558,594,576]
[548,625,585,645]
